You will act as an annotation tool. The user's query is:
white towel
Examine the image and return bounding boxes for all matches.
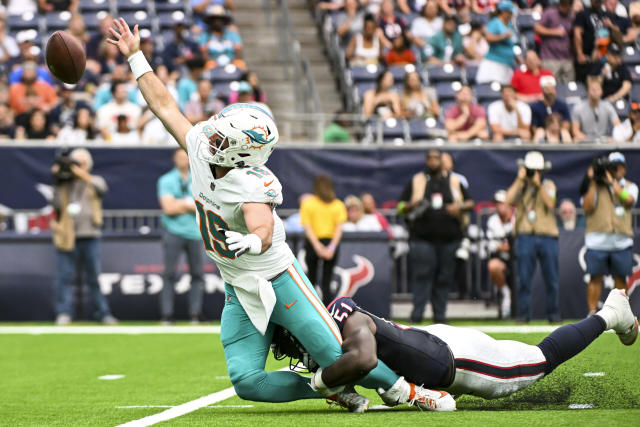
[232,273,276,335]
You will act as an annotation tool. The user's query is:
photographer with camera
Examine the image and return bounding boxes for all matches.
[398,149,473,323]
[50,148,116,326]
[505,151,560,323]
[581,152,637,315]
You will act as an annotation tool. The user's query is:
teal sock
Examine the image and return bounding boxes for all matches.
[357,359,399,391]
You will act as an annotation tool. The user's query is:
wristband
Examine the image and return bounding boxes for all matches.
[127,51,152,80]
[327,243,336,251]
[620,189,630,203]
[397,201,406,214]
[310,368,344,396]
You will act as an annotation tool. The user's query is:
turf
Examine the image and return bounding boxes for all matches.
[1,325,639,426]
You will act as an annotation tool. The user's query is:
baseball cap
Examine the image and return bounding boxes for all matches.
[608,152,626,164]
[521,150,551,171]
[237,81,252,93]
[497,0,515,13]
[494,190,507,203]
[540,75,556,88]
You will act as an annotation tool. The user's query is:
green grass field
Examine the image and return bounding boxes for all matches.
[1,322,639,426]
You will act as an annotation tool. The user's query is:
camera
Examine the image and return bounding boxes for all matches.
[53,148,80,184]
[526,168,536,178]
[592,156,615,185]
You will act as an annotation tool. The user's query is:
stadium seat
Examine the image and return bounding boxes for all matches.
[119,11,151,28]
[474,82,502,103]
[79,0,111,12]
[213,81,234,101]
[628,65,640,83]
[630,84,640,102]
[427,64,462,83]
[368,118,407,142]
[116,0,148,12]
[464,65,478,85]
[45,11,73,31]
[209,65,245,82]
[157,11,189,29]
[155,0,186,12]
[522,30,536,51]
[6,12,39,31]
[613,98,630,120]
[350,65,381,83]
[435,81,463,103]
[622,45,640,66]
[556,81,587,107]
[355,81,376,102]
[407,117,446,141]
[83,10,110,31]
[389,65,412,82]
[516,12,541,33]
[469,12,490,26]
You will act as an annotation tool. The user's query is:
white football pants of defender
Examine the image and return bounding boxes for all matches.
[426,324,547,399]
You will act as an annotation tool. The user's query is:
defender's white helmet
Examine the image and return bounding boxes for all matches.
[196,103,279,168]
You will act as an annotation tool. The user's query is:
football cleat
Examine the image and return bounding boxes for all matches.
[408,383,456,412]
[598,289,638,346]
[327,387,370,413]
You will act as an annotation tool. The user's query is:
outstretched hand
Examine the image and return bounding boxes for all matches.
[106,17,140,58]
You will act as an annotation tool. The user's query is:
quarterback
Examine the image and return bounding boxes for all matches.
[106,18,450,411]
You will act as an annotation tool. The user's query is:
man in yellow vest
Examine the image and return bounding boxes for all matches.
[505,151,560,322]
[582,152,637,315]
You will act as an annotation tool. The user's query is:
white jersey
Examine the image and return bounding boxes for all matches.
[185,121,295,284]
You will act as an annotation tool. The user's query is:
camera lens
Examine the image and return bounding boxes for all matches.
[526,168,535,178]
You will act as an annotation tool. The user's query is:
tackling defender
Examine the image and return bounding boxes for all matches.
[106,18,449,411]
[275,289,637,403]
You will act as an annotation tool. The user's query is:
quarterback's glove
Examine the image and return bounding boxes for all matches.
[224,231,262,257]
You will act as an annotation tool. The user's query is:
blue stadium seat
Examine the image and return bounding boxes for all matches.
[628,65,640,83]
[469,12,490,26]
[45,11,73,31]
[6,12,39,31]
[622,45,640,66]
[116,0,148,12]
[79,0,110,12]
[516,12,541,33]
[83,10,109,31]
[435,81,463,102]
[522,30,536,51]
[155,0,186,12]
[213,81,234,101]
[407,117,445,140]
[368,118,407,142]
[350,65,381,83]
[119,11,151,28]
[10,30,42,46]
[474,82,502,103]
[464,65,478,85]
[613,98,630,120]
[630,84,640,102]
[389,65,409,82]
[355,81,376,101]
[427,65,462,83]
[440,100,457,120]
[209,65,244,82]
[556,81,587,107]
[157,11,190,29]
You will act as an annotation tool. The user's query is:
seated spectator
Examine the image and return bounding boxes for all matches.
[476,0,518,85]
[558,198,582,230]
[588,43,631,103]
[534,0,574,83]
[16,108,54,140]
[336,0,365,46]
[92,66,137,110]
[625,2,640,43]
[401,70,439,118]
[49,84,90,134]
[472,0,497,14]
[486,189,514,317]
[0,15,20,67]
[112,114,140,145]
[231,80,254,103]
[177,58,206,110]
[316,0,346,11]
[342,195,383,232]
[572,78,620,142]
[163,23,201,73]
[444,85,489,142]
[530,75,571,134]
[613,102,640,143]
[229,71,266,104]
[140,36,164,71]
[385,33,416,66]
[96,81,142,141]
[463,21,489,65]
[9,62,58,114]
[98,38,126,75]
[533,112,572,143]
[346,14,382,66]
[410,1,443,49]
[0,103,16,139]
[67,13,88,45]
[510,50,553,103]
[57,107,98,144]
[488,84,531,141]
[425,14,465,66]
[87,14,113,61]
[377,0,408,49]
[185,79,224,123]
[323,110,352,143]
[192,0,235,26]
[139,109,174,145]
[361,192,391,234]
[38,0,77,12]
[199,5,246,70]
[362,69,402,119]
[398,0,426,14]
[438,0,472,23]
[605,0,632,42]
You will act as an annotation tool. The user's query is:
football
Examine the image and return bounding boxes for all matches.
[45,30,86,84]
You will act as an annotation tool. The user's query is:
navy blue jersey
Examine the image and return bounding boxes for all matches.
[328,297,455,388]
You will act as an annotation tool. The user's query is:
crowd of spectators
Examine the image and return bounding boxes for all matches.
[0,2,265,143]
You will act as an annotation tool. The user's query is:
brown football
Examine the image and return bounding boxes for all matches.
[45,30,86,84]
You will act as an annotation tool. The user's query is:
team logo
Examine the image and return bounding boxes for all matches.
[265,189,277,198]
[242,125,274,145]
[334,255,375,298]
[626,253,640,297]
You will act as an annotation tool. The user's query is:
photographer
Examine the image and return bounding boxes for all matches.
[505,151,560,323]
[581,152,637,315]
[398,149,473,323]
[50,148,116,326]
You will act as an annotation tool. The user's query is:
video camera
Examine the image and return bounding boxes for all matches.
[53,148,80,184]
[592,156,616,185]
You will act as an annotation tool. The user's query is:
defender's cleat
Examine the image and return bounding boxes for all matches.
[408,383,456,412]
[598,289,638,346]
[327,389,370,413]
